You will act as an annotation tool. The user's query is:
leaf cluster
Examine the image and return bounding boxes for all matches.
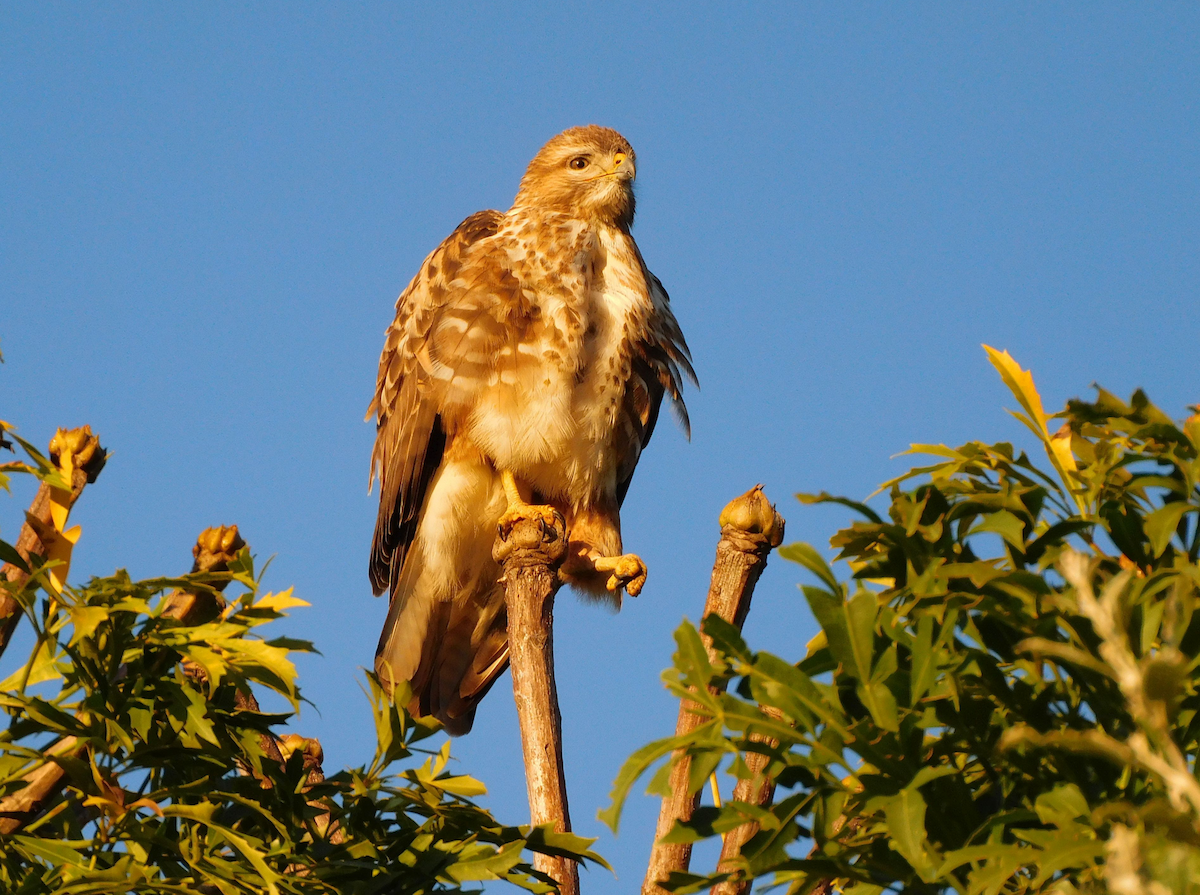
[605,350,1200,894]
[0,426,605,894]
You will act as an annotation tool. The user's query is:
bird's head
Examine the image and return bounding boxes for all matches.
[514,125,636,230]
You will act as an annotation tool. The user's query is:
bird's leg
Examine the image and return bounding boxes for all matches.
[497,470,563,540]
[556,505,648,597]
[561,543,648,597]
[592,554,648,597]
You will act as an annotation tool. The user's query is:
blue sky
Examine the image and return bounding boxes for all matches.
[2,3,1198,889]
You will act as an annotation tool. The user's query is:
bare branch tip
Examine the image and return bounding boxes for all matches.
[48,425,107,483]
[718,486,785,547]
[192,525,247,574]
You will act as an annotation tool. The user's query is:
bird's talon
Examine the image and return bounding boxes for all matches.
[498,504,562,541]
[594,554,647,596]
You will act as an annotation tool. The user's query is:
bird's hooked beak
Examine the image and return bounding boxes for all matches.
[608,151,634,182]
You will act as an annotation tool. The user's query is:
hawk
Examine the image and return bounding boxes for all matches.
[368,125,694,734]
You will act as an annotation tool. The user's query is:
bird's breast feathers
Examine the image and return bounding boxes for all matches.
[461,216,650,502]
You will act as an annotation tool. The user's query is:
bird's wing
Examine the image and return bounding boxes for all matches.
[367,209,511,596]
[615,271,697,505]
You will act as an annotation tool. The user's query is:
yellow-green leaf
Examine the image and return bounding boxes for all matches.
[1145,502,1194,557]
[970,511,1026,551]
[254,588,309,612]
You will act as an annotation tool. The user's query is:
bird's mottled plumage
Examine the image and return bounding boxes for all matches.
[368,125,694,734]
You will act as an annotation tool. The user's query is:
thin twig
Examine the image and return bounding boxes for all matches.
[1060,551,1200,817]
[643,486,784,895]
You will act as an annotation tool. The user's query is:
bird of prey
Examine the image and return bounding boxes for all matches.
[367,125,694,734]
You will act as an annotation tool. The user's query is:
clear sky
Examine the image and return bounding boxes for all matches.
[3,3,1198,890]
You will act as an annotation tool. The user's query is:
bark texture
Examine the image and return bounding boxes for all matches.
[643,486,784,895]
[710,708,784,895]
[493,509,577,895]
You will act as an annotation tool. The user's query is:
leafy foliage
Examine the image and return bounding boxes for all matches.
[0,423,605,893]
[605,349,1200,894]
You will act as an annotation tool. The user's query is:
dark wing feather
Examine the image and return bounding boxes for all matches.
[616,357,665,507]
[614,270,696,505]
[367,209,503,596]
[646,272,697,436]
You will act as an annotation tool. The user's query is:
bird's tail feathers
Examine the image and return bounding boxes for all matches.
[374,579,510,737]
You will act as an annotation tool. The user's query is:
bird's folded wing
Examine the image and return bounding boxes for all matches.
[367,208,512,596]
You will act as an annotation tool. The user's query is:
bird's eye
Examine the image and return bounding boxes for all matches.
[568,156,589,170]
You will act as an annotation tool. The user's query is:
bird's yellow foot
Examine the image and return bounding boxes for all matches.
[498,502,564,541]
[594,554,647,597]
[497,468,564,540]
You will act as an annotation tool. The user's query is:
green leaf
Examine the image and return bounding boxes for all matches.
[860,680,899,732]
[701,614,752,663]
[748,652,848,737]
[221,637,299,701]
[1026,828,1104,885]
[778,542,842,595]
[675,620,717,692]
[1033,783,1089,828]
[12,835,89,868]
[796,491,883,524]
[523,824,612,870]
[969,510,1026,551]
[936,842,1027,876]
[434,774,488,797]
[0,539,29,573]
[0,639,61,690]
[212,824,283,894]
[806,588,876,684]
[599,727,713,833]
[20,698,87,736]
[908,765,958,791]
[67,605,109,645]
[183,688,220,746]
[445,840,526,882]
[162,802,218,823]
[909,615,936,706]
[1146,501,1194,557]
[881,788,939,881]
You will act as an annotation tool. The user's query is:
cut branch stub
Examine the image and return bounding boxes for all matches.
[192,524,246,575]
[164,525,246,624]
[643,485,784,895]
[0,426,106,659]
[494,509,579,895]
[48,426,107,487]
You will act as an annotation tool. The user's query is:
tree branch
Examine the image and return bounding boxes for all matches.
[494,510,577,895]
[0,426,106,661]
[163,524,246,624]
[643,486,784,895]
[0,735,82,834]
[710,708,783,895]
